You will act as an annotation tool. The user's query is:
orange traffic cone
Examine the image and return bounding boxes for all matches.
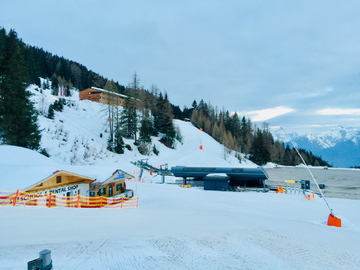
[200,145,203,150]
[312,192,315,200]
[276,185,284,193]
[327,213,341,227]
[307,194,311,200]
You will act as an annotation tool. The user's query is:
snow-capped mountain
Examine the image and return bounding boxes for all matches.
[273,126,360,168]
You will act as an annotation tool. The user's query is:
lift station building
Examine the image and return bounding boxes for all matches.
[171,166,268,191]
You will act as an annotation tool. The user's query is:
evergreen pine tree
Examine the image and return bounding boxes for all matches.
[107,136,114,152]
[0,29,41,149]
[156,93,176,148]
[121,73,139,141]
[240,117,252,154]
[0,28,6,76]
[249,129,269,165]
[121,91,138,140]
[113,129,125,154]
[139,110,152,144]
[138,111,152,155]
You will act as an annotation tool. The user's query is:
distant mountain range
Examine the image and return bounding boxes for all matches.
[273,126,360,168]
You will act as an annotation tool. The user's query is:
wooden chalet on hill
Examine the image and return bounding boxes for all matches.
[79,86,127,106]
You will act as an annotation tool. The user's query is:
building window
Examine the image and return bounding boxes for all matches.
[116,183,123,191]
[98,187,106,196]
[56,176,61,183]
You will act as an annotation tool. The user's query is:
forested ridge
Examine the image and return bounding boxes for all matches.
[0,28,331,167]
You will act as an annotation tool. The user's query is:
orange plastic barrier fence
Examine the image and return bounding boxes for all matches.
[127,176,152,184]
[0,190,138,209]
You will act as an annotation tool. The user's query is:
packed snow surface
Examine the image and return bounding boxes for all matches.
[1,147,360,269]
[1,85,360,269]
[1,180,360,269]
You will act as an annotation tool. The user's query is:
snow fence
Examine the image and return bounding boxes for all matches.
[0,190,138,209]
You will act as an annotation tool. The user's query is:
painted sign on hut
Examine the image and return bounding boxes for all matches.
[25,170,96,197]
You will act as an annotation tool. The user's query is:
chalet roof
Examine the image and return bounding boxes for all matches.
[102,169,134,184]
[24,170,97,191]
[84,86,128,99]
[91,169,134,188]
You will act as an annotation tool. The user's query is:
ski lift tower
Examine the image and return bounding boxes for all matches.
[132,159,173,183]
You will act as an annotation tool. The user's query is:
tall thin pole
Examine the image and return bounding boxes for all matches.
[135,153,138,196]
[279,127,333,214]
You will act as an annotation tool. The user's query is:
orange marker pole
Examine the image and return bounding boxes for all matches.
[100,196,102,208]
[48,192,52,208]
[77,193,80,208]
[13,190,19,207]
[121,198,123,209]
[137,196,139,208]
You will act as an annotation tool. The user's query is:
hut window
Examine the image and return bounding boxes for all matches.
[98,187,106,196]
[116,183,122,191]
[56,176,61,183]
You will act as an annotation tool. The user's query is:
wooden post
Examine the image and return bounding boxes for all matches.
[13,190,19,207]
[76,193,80,208]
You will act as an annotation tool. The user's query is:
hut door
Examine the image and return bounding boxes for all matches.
[109,185,113,197]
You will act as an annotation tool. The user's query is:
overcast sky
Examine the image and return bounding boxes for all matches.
[1,0,360,134]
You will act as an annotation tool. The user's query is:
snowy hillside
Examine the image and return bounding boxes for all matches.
[273,126,360,168]
[28,84,255,170]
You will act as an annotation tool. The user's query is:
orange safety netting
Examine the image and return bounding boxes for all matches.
[0,190,138,209]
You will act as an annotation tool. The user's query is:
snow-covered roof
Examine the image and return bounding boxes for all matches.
[90,86,128,99]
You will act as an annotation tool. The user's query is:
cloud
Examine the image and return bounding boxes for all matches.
[317,108,360,115]
[242,106,295,122]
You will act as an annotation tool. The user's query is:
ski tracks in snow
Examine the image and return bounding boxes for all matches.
[240,228,360,270]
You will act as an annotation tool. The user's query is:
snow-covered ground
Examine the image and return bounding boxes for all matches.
[0,85,360,269]
[1,175,360,269]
